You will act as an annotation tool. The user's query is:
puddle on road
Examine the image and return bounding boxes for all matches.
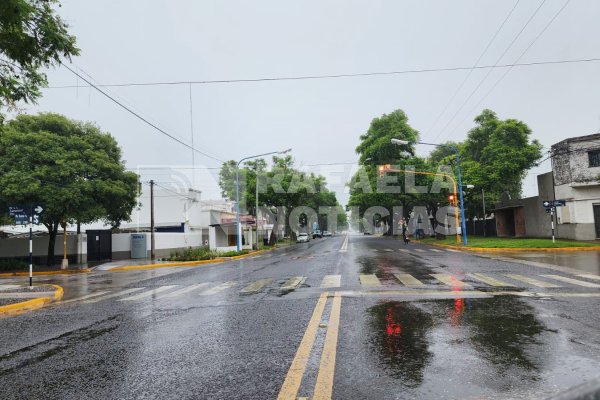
[365,296,558,394]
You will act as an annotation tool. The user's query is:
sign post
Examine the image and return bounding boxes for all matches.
[8,205,43,287]
[542,200,566,243]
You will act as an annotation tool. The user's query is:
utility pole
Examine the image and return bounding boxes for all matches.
[482,188,486,237]
[255,166,259,250]
[28,205,33,288]
[150,180,156,260]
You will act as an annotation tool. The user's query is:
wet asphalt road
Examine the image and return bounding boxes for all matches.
[1,235,600,399]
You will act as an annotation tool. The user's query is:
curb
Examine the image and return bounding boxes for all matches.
[0,284,64,316]
[0,269,91,278]
[109,249,271,272]
[423,242,600,253]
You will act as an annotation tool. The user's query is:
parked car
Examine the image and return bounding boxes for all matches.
[322,230,332,237]
[312,230,322,239]
[296,233,310,243]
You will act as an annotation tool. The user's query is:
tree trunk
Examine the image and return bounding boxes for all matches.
[46,222,59,266]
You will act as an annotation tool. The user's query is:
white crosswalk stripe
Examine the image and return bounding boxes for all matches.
[240,279,273,295]
[430,274,472,288]
[82,287,146,304]
[383,249,393,252]
[0,284,20,290]
[414,249,426,253]
[359,274,381,286]
[394,274,423,286]
[320,275,341,288]
[160,283,212,298]
[398,249,411,253]
[577,274,600,281]
[445,249,460,253]
[541,275,600,288]
[199,281,237,296]
[62,291,111,304]
[119,285,178,301]
[505,274,561,288]
[430,249,443,253]
[467,273,515,287]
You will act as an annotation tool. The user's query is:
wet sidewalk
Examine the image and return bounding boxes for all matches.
[490,251,600,275]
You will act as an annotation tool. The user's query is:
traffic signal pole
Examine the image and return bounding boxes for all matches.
[29,205,33,288]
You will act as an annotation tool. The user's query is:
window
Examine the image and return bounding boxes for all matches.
[589,151,600,167]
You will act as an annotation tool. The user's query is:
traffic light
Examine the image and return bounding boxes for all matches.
[378,165,385,177]
[448,194,455,203]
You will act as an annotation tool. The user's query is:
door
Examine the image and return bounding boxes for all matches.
[86,230,112,262]
[594,205,600,239]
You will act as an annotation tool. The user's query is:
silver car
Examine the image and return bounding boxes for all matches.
[296,233,310,243]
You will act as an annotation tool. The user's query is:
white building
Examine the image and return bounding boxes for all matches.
[551,133,600,240]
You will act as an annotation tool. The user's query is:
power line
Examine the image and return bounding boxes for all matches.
[430,0,549,143]
[48,57,600,90]
[444,0,573,140]
[424,0,522,139]
[61,63,225,164]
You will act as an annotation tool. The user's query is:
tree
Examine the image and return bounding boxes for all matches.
[0,113,138,265]
[348,109,421,234]
[459,110,543,218]
[0,0,79,111]
[219,155,345,239]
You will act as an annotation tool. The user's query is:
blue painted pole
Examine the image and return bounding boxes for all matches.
[235,163,241,251]
[454,148,468,246]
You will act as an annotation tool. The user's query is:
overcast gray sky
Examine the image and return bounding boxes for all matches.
[19,0,600,205]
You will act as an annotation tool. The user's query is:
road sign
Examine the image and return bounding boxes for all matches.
[542,200,566,208]
[33,205,44,215]
[13,214,29,225]
[8,206,27,216]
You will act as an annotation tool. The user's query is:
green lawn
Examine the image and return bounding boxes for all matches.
[420,237,599,248]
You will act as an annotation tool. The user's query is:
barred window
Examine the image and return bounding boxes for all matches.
[590,151,600,168]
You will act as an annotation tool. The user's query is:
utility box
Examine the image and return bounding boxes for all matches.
[131,233,148,259]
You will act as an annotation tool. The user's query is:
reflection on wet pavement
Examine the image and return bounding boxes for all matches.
[367,301,434,387]
[366,296,555,392]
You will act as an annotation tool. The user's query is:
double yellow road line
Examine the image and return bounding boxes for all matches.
[278,292,342,400]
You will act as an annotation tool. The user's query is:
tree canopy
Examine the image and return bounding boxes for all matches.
[0,0,79,111]
[219,155,347,239]
[0,113,138,264]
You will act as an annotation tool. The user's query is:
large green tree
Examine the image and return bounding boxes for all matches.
[0,113,138,264]
[348,109,422,233]
[0,0,79,111]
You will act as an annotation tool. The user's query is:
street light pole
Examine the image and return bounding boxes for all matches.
[236,149,291,251]
[391,139,468,246]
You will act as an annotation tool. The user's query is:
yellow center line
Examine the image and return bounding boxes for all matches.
[313,292,342,400]
[277,292,329,400]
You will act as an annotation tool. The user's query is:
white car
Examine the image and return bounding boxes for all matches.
[322,231,332,237]
[296,233,310,243]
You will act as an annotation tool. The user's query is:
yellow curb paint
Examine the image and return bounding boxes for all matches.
[0,269,91,278]
[277,292,329,400]
[313,292,342,400]
[0,284,63,316]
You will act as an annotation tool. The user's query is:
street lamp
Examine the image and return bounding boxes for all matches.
[236,148,292,251]
[391,139,469,246]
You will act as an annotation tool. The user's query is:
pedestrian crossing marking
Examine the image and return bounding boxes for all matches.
[398,249,410,253]
[505,274,561,288]
[430,274,472,288]
[0,284,20,290]
[200,281,237,296]
[578,274,600,281]
[430,249,443,253]
[320,275,341,288]
[161,282,212,298]
[359,274,381,286]
[541,275,600,288]
[445,249,460,253]
[62,291,111,304]
[383,249,393,252]
[414,249,426,253]
[82,287,146,304]
[467,273,515,287]
[240,279,273,295]
[119,285,178,301]
[394,274,423,286]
